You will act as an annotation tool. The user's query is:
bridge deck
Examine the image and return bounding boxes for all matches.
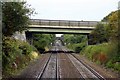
[30,19,100,27]
[29,25,95,29]
[28,19,107,34]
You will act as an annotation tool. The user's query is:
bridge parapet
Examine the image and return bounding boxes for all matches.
[30,19,101,27]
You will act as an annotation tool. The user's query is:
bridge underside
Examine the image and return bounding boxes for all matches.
[28,25,94,34]
[26,25,95,45]
[25,31,90,45]
[26,31,89,34]
[27,30,91,34]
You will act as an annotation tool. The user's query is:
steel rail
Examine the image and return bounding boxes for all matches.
[36,53,52,80]
[64,53,85,79]
[70,53,106,80]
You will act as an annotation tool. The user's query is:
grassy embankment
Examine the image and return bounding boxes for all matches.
[80,41,120,72]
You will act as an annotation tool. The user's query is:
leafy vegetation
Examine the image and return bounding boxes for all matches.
[63,34,87,53]
[2,2,39,77]
[88,23,108,44]
[2,37,39,77]
[102,10,118,41]
[89,10,118,44]
[81,42,120,71]
[81,10,120,72]
[33,34,55,53]
[2,2,34,36]
[64,10,120,72]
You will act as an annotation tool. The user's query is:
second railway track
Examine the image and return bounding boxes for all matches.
[67,53,105,80]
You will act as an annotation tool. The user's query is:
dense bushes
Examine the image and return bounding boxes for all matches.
[81,42,120,71]
[2,37,39,77]
[2,2,37,77]
[67,42,86,53]
[80,10,120,72]
[2,2,34,36]
[33,34,55,53]
[88,23,108,45]
[64,34,87,53]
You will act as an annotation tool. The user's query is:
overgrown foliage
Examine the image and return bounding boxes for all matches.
[81,42,120,71]
[63,34,87,53]
[2,2,39,78]
[33,34,55,53]
[2,2,34,36]
[89,10,118,44]
[64,10,120,72]
[89,23,108,44]
[2,37,39,77]
[81,10,120,72]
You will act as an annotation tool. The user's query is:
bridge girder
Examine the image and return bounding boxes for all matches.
[28,25,95,34]
[25,19,105,45]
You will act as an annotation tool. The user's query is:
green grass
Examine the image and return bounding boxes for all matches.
[81,42,120,72]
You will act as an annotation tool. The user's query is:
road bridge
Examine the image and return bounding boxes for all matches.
[28,19,100,34]
[23,19,106,45]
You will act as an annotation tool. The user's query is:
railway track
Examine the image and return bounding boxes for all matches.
[36,47,105,79]
[67,53,105,80]
[36,53,57,80]
[37,46,59,80]
[61,46,105,79]
[17,40,117,79]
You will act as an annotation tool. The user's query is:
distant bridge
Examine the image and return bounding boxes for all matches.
[27,19,104,34]
[14,19,106,45]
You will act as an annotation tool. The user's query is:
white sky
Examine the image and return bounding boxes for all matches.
[27,0,119,21]
[26,0,119,37]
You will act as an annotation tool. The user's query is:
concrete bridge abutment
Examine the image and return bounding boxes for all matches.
[25,31,33,45]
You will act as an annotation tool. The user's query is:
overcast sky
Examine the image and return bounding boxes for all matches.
[27,0,119,21]
[26,0,119,37]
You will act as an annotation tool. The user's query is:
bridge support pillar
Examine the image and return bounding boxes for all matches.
[87,34,92,45]
[86,35,88,45]
[12,31,26,41]
[25,31,33,45]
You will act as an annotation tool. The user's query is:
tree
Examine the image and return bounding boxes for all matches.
[33,34,55,53]
[102,10,118,41]
[102,10,117,22]
[107,11,118,40]
[89,10,119,44]
[63,34,87,44]
[2,2,34,36]
[89,23,108,44]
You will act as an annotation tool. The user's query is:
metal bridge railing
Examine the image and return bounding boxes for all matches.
[30,19,100,27]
